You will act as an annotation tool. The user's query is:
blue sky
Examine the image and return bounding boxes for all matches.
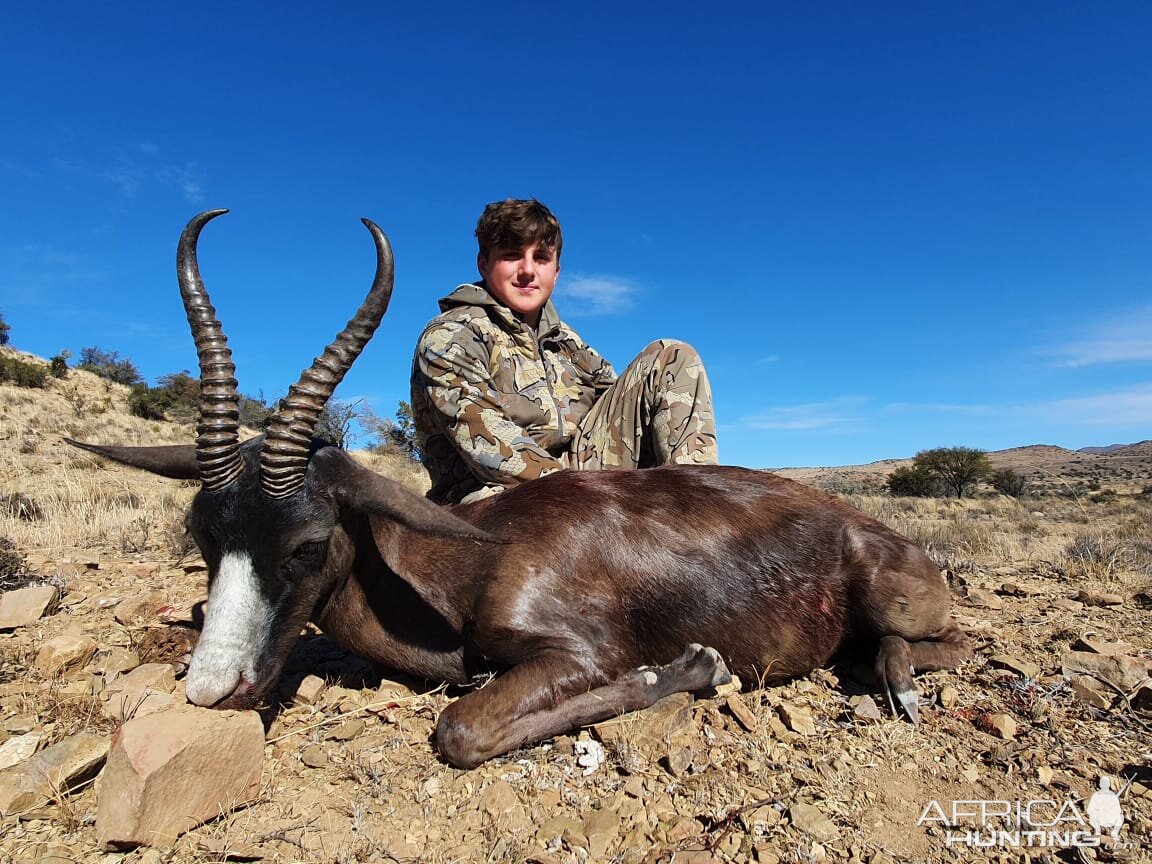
[3,3,1150,468]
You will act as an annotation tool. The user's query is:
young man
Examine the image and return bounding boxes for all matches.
[410,199,718,505]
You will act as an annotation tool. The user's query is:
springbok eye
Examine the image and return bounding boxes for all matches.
[294,541,328,561]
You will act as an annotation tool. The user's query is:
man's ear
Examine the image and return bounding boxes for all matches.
[476,252,490,281]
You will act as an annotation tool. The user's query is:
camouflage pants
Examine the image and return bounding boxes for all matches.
[566,340,718,470]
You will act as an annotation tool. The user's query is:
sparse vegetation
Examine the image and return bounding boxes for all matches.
[0,536,28,589]
[0,353,49,388]
[363,399,421,460]
[0,309,10,345]
[991,467,1029,498]
[77,346,143,386]
[885,464,941,497]
[912,446,993,498]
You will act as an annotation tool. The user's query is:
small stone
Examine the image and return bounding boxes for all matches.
[293,674,327,706]
[986,713,1017,739]
[0,585,59,628]
[584,808,620,859]
[852,695,884,723]
[327,718,365,741]
[113,590,170,626]
[300,745,329,768]
[664,745,693,777]
[989,654,1041,680]
[102,663,179,721]
[0,732,41,771]
[1075,589,1124,607]
[724,693,758,731]
[91,647,141,675]
[1037,765,1054,785]
[938,685,958,708]
[1070,676,1113,710]
[962,588,1003,610]
[33,634,98,677]
[788,802,840,842]
[776,703,816,736]
[0,732,109,815]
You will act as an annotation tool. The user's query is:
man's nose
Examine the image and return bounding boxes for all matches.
[516,256,536,278]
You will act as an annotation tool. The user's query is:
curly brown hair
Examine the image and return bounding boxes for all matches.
[475,199,563,261]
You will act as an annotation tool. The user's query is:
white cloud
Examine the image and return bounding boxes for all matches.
[560,273,640,315]
[1029,384,1152,426]
[1049,306,1152,367]
[740,398,867,431]
[55,150,206,204]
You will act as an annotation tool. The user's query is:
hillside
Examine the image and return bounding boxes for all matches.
[2,348,1151,863]
[774,441,1152,496]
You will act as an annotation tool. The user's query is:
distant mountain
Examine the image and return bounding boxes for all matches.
[1078,441,1152,456]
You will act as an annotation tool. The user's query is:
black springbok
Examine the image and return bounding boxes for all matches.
[69,210,970,768]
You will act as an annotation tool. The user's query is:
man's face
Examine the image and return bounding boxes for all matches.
[477,242,559,328]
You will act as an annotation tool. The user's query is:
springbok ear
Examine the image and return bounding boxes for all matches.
[65,439,201,481]
[313,448,500,543]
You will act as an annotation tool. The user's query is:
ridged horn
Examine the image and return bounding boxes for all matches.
[260,219,394,498]
[177,209,244,491]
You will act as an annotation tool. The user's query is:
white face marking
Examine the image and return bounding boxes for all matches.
[185,551,273,706]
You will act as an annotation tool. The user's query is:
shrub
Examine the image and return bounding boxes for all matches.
[991,468,1029,498]
[1,492,43,521]
[0,355,48,388]
[0,537,28,591]
[0,310,10,346]
[78,346,143,386]
[886,465,942,497]
[49,352,69,378]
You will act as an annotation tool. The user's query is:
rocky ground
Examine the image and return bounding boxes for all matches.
[1,525,1151,863]
[1,363,1151,862]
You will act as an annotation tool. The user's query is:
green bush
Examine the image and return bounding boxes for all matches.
[886,465,942,497]
[991,468,1029,498]
[78,346,143,386]
[49,350,70,378]
[0,355,48,388]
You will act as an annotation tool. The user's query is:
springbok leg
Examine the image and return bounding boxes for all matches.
[435,643,731,768]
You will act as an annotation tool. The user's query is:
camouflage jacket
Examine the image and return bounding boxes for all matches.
[411,283,616,504]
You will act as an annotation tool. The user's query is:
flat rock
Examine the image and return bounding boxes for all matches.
[1071,635,1133,656]
[962,588,1003,610]
[0,732,41,771]
[0,731,109,815]
[96,706,264,848]
[724,693,758,731]
[102,663,180,721]
[852,695,884,723]
[1075,589,1124,607]
[0,585,60,629]
[1070,676,1112,710]
[113,590,170,626]
[1062,652,1152,691]
[989,654,1041,680]
[34,634,98,676]
[788,802,840,841]
[292,674,327,706]
[986,713,1017,739]
[776,702,816,736]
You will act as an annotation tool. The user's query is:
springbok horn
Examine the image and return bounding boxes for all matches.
[260,219,394,498]
[177,209,243,491]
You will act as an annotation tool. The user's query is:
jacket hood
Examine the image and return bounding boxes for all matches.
[438,282,562,336]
